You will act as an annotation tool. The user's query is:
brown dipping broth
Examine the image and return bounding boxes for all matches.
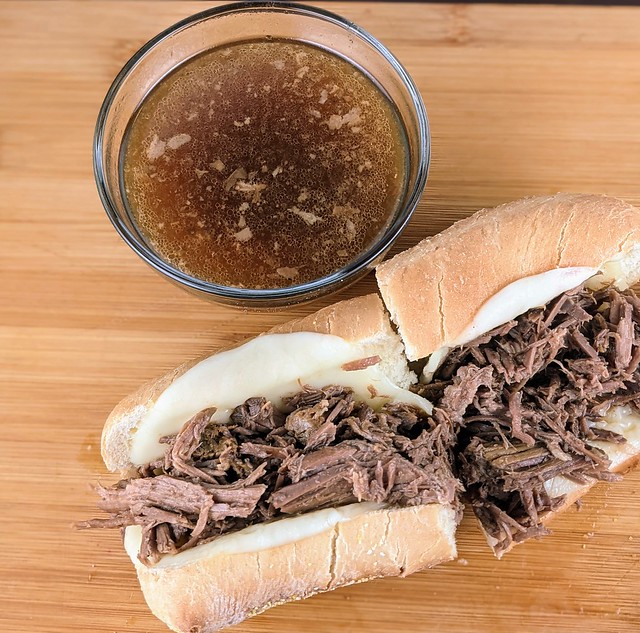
[122,39,408,289]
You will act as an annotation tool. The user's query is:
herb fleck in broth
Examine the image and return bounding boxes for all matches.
[123,40,408,288]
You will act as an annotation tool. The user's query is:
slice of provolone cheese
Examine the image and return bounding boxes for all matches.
[131,332,431,466]
[592,405,640,469]
[124,502,383,570]
[422,253,640,382]
[453,267,598,347]
[422,267,598,382]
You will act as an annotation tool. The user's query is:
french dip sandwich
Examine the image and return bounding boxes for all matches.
[82,294,460,633]
[377,192,640,557]
[84,192,640,631]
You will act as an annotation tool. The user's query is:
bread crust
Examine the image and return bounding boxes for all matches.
[270,292,391,339]
[101,293,411,472]
[376,193,640,360]
[132,504,458,633]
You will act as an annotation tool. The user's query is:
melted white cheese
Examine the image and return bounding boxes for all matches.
[422,346,450,383]
[124,502,383,570]
[421,267,598,384]
[544,405,640,498]
[131,332,431,465]
[543,474,582,499]
[453,267,598,347]
[587,244,640,291]
[593,405,640,468]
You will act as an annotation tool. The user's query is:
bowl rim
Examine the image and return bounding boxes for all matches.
[93,0,430,302]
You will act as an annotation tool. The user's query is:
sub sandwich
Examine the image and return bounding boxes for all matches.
[81,293,460,633]
[377,192,640,556]
[83,192,640,631]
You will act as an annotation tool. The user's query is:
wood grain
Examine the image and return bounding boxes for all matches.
[2,2,640,632]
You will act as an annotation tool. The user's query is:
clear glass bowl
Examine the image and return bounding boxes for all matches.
[94,1,430,307]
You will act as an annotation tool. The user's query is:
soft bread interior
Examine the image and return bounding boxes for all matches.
[126,503,458,633]
[593,242,640,291]
[376,193,640,361]
[102,293,415,472]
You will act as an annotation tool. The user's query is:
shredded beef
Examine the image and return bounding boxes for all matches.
[415,285,640,556]
[81,385,458,565]
[82,284,639,564]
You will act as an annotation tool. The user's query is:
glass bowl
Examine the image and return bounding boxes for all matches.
[94,1,430,308]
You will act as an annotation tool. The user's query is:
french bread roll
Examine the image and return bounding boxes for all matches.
[376,193,640,556]
[97,293,459,632]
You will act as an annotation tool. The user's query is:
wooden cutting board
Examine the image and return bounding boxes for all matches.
[2,2,640,632]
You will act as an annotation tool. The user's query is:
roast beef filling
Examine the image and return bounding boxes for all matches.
[82,385,457,565]
[416,285,639,555]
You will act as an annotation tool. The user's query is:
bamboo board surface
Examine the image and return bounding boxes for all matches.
[2,2,640,632]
